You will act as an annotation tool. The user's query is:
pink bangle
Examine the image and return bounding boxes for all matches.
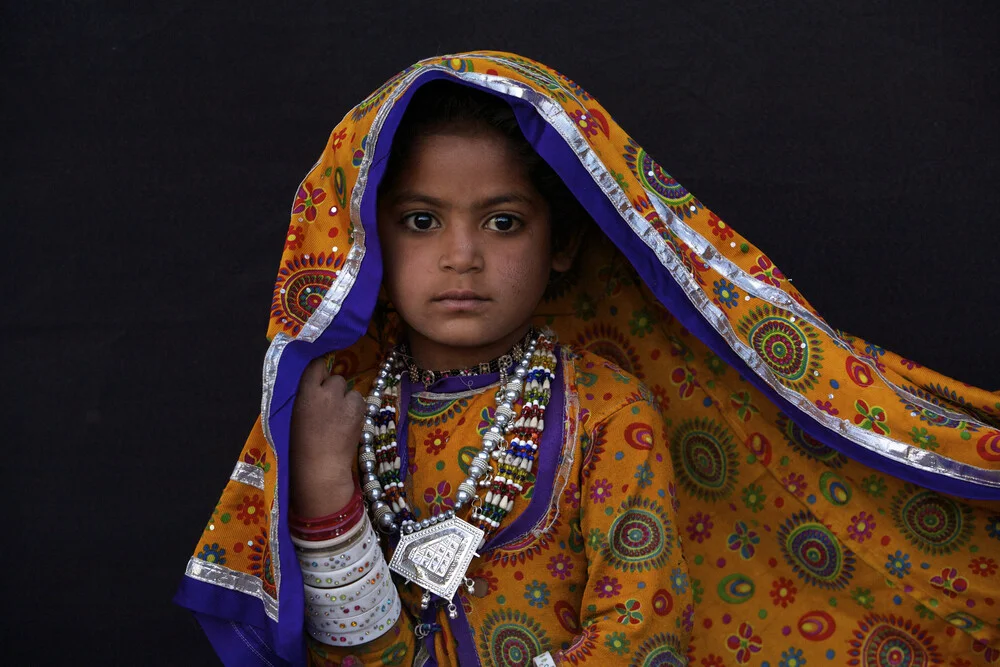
[290,486,364,538]
[291,512,369,551]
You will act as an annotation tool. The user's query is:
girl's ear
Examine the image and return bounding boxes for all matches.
[551,226,586,273]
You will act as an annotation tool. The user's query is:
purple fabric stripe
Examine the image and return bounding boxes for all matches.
[267,373,307,663]
[174,579,297,665]
[396,376,413,504]
[422,371,501,393]
[396,354,563,664]
[483,350,565,550]
[419,607,439,667]
[195,612,291,667]
[396,354,564,664]
[452,597,483,667]
[174,577,277,632]
[442,354,565,667]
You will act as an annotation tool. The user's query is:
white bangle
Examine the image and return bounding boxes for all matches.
[307,569,393,619]
[303,558,389,606]
[300,530,380,588]
[307,590,398,632]
[291,513,370,551]
[307,590,401,647]
[297,521,378,573]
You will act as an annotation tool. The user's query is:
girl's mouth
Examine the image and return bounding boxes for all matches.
[433,290,489,310]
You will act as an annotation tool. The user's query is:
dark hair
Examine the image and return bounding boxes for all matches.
[378,80,589,255]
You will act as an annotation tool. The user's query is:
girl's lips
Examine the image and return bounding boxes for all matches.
[434,299,489,312]
[432,291,489,311]
[433,290,488,301]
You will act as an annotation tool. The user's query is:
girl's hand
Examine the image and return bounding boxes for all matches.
[289,358,367,517]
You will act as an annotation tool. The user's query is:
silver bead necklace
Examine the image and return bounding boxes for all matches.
[356,330,552,617]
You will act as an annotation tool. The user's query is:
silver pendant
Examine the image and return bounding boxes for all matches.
[388,516,484,603]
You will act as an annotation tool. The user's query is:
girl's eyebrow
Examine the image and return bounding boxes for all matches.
[389,192,536,209]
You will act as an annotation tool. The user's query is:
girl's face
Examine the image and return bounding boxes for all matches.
[377,130,573,370]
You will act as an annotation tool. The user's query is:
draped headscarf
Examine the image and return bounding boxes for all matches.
[176,51,1000,665]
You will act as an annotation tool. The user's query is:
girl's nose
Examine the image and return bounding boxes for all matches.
[439,223,483,273]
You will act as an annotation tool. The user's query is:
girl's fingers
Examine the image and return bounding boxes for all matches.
[320,372,347,395]
[343,390,366,418]
[300,357,330,387]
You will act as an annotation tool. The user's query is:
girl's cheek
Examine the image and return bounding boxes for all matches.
[498,258,522,282]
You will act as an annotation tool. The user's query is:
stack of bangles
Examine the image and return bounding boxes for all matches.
[290,486,401,647]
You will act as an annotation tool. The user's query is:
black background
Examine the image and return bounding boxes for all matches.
[4,1,997,664]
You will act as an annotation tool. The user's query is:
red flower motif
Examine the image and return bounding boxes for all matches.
[330,128,347,150]
[707,213,734,240]
[594,575,621,599]
[614,598,643,624]
[548,553,574,580]
[972,639,1000,662]
[749,254,785,287]
[769,578,797,608]
[726,622,762,663]
[569,109,599,138]
[781,472,807,498]
[686,512,713,543]
[815,399,840,416]
[424,428,449,455]
[854,399,890,436]
[243,447,267,468]
[237,494,265,525]
[468,567,499,595]
[969,557,997,577]
[285,225,304,250]
[930,567,969,598]
[681,247,710,285]
[422,480,456,516]
[292,182,327,223]
[729,391,759,423]
[651,384,671,413]
[701,656,725,667]
[670,366,697,399]
[846,511,876,542]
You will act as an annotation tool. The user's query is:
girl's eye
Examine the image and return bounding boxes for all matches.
[485,214,521,233]
[402,212,439,231]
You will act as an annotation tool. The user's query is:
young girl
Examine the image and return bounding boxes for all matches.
[177,52,1000,666]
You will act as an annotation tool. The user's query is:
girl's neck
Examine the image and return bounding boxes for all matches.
[401,324,536,375]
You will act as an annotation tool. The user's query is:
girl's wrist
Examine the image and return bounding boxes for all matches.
[290,484,364,540]
[290,462,360,519]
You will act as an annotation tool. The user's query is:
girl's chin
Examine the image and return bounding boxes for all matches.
[404,324,532,365]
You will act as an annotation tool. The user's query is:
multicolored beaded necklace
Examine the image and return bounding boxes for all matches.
[357,330,557,615]
[396,328,535,388]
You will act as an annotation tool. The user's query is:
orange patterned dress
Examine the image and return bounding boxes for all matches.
[306,348,691,665]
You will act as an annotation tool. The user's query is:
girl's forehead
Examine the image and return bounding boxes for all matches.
[383,132,538,198]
